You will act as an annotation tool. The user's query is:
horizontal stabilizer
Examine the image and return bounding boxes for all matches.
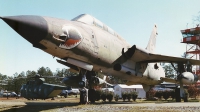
[145,53,200,65]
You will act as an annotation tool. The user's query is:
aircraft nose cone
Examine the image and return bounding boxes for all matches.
[1,15,48,45]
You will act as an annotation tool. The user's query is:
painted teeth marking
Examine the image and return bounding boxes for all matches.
[59,39,82,49]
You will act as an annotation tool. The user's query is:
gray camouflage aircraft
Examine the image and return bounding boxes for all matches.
[1,14,199,103]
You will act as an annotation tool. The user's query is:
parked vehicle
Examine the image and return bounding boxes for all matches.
[10,92,17,97]
[59,90,68,98]
[68,88,80,95]
[153,87,173,91]
[59,88,80,97]
[101,88,114,93]
[3,92,11,97]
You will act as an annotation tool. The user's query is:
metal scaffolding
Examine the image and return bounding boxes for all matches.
[181,26,200,75]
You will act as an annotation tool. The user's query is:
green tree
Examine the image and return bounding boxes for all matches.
[37,67,47,76]
[13,71,27,94]
[0,73,8,90]
[193,11,200,25]
[45,67,54,83]
[26,70,37,78]
[19,71,26,77]
[107,76,126,84]
[0,73,8,80]
[55,68,78,77]
[162,63,176,78]
[3,72,27,94]
[55,68,64,77]
[13,72,18,78]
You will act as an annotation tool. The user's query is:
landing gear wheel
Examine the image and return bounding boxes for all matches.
[175,87,181,102]
[80,88,88,104]
[183,95,188,102]
[88,89,96,103]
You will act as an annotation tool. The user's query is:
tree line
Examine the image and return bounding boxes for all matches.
[0,67,78,94]
[0,61,198,94]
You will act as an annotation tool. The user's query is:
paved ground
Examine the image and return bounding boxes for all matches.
[112,102,200,107]
[0,97,200,112]
[1,101,200,107]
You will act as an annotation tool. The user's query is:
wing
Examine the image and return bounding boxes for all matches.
[142,53,200,65]
[122,45,200,65]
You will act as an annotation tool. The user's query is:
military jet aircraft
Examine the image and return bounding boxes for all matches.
[1,14,199,103]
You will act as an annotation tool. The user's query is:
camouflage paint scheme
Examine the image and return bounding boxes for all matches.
[20,79,66,100]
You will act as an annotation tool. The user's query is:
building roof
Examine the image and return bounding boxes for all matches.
[115,84,143,88]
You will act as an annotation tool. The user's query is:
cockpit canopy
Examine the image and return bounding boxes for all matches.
[72,14,94,26]
[72,14,116,36]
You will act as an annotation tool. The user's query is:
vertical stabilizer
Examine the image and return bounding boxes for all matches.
[146,24,158,53]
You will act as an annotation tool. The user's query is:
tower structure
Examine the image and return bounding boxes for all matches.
[181,26,200,75]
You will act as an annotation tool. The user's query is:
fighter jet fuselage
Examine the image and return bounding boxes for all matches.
[39,14,165,87]
[0,14,167,89]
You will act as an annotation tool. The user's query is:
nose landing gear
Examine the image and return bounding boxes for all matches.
[78,69,97,104]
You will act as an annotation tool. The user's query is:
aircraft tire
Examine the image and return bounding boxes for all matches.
[175,88,181,102]
[80,89,87,104]
[184,95,188,102]
[88,89,96,103]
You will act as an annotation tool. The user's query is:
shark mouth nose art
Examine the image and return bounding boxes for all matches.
[59,26,83,49]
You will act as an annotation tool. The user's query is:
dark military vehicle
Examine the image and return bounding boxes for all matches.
[20,74,66,100]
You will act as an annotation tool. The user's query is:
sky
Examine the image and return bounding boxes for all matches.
[1,0,200,76]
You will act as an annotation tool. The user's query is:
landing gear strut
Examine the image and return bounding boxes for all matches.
[175,86,188,102]
[79,87,88,104]
[78,69,97,104]
[172,62,189,102]
[88,88,96,103]
[175,87,181,102]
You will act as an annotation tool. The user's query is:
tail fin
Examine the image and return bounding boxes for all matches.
[146,24,158,53]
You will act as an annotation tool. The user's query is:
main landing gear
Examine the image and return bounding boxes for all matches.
[172,63,190,102]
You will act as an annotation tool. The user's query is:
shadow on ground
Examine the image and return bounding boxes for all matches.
[2,99,199,112]
[0,100,144,112]
[1,102,79,112]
